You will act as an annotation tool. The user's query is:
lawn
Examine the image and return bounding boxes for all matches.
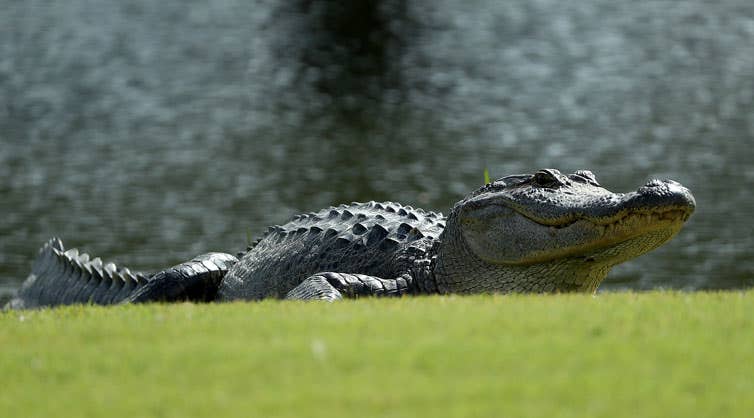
[1,292,751,418]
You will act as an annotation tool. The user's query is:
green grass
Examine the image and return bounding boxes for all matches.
[1,292,752,418]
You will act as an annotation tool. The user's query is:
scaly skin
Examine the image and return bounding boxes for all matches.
[6,169,695,308]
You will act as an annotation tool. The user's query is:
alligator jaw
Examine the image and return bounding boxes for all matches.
[512,206,692,266]
[506,178,695,266]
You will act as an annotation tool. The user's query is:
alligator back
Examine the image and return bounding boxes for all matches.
[218,201,446,300]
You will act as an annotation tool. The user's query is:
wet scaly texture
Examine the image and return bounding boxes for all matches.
[7,169,694,307]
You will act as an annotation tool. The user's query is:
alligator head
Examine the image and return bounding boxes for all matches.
[434,169,695,293]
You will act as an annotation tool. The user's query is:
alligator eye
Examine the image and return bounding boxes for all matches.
[533,169,565,187]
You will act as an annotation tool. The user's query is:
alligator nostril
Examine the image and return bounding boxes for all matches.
[644,179,665,188]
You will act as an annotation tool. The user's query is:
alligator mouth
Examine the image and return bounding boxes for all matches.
[521,206,693,230]
[506,206,693,265]
[505,177,696,231]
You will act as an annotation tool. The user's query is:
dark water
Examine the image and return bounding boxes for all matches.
[1,0,753,299]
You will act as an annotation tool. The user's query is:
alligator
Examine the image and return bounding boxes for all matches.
[6,169,695,309]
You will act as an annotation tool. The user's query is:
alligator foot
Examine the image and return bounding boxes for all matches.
[285,272,413,301]
[127,253,238,304]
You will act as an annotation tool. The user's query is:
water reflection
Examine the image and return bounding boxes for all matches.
[0,0,752,297]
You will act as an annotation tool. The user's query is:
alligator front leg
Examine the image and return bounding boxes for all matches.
[127,253,238,303]
[285,272,413,301]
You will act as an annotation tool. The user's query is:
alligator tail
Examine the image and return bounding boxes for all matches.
[7,238,150,309]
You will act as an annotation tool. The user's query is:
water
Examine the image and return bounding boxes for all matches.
[1,0,753,299]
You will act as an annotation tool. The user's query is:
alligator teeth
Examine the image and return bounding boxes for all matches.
[592,209,685,239]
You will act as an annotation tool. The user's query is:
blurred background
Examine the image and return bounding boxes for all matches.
[1,0,753,299]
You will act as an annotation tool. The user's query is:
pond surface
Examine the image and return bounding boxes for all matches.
[1,0,753,297]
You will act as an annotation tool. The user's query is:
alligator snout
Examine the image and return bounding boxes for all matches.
[636,179,696,214]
